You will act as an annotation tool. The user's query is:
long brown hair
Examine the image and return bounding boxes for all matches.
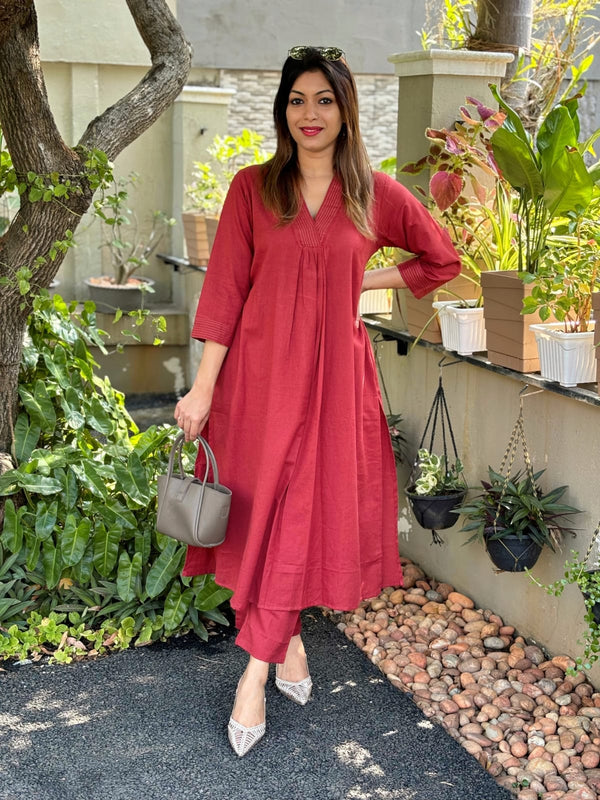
[261,49,374,236]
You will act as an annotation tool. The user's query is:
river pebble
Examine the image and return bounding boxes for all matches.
[334,557,600,800]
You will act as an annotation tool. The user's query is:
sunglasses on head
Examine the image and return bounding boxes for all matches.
[288,46,345,62]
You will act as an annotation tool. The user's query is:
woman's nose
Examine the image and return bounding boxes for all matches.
[304,103,318,120]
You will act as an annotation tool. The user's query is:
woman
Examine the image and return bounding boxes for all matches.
[174,46,461,757]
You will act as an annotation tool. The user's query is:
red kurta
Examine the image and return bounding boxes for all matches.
[182,167,461,612]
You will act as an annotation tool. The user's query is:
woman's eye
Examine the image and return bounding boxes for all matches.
[290,98,303,105]
[319,97,333,104]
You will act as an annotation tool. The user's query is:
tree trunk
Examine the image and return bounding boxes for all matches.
[0,0,191,475]
[472,0,533,82]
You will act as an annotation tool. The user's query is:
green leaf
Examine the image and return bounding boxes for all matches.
[102,499,137,530]
[25,531,42,572]
[42,541,62,589]
[32,379,56,430]
[114,451,151,505]
[87,397,113,435]
[0,470,62,496]
[35,500,58,540]
[134,528,152,566]
[194,582,233,611]
[164,583,194,630]
[72,543,94,585]
[60,391,85,430]
[92,525,121,578]
[43,347,70,389]
[64,468,79,509]
[17,386,46,427]
[14,414,42,463]
[117,551,143,602]
[491,126,544,199]
[61,516,91,566]
[81,461,109,499]
[1,500,22,553]
[145,539,184,598]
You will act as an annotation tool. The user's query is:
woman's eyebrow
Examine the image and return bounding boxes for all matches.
[289,88,334,96]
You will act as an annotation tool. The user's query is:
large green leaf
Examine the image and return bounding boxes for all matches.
[102,499,137,530]
[134,528,152,566]
[0,499,21,553]
[25,531,42,572]
[17,386,45,427]
[32,380,56,431]
[14,413,42,463]
[489,84,536,160]
[80,461,109,499]
[117,550,143,602]
[92,525,121,578]
[43,346,71,389]
[114,451,151,505]
[64,468,79,509]
[542,147,595,217]
[491,126,544,200]
[145,539,184,598]
[87,397,113,435]
[537,105,578,162]
[164,583,194,631]
[42,541,62,589]
[194,582,233,611]
[60,390,85,430]
[35,500,58,540]
[61,516,91,566]
[71,543,94,585]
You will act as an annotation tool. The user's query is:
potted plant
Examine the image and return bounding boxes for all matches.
[398,98,506,342]
[522,198,600,386]
[457,466,580,572]
[85,172,175,312]
[530,550,600,673]
[482,85,599,372]
[182,129,270,265]
[405,448,467,532]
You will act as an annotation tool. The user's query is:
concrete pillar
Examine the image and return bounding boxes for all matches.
[388,49,513,196]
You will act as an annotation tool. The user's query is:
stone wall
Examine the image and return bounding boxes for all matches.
[220,69,399,167]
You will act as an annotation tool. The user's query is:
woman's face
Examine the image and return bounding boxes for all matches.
[285,69,343,162]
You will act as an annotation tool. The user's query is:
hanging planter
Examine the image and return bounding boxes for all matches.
[407,489,467,531]
[405,362,467,544]
[456,392,580,572]
[432,299,486,356]
[484,529,543,572]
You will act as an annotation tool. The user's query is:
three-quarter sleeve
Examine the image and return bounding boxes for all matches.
[374,172,461,299]
[191,168,255,346]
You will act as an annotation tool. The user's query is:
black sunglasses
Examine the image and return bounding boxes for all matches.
[288,46,345,62]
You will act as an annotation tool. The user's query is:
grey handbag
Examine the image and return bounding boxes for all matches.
[156,433,231,547]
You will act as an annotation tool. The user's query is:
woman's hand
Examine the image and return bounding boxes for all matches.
[174,383,213,441]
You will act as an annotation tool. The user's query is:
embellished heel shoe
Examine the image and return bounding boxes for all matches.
[227,689,266,757]
[275,663,313,706]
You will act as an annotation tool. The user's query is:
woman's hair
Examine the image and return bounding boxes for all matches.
[260,48,374,237]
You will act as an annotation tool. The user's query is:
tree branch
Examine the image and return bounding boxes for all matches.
[78,0,192,159]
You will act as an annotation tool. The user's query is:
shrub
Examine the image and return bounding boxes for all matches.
[0,293,231,663]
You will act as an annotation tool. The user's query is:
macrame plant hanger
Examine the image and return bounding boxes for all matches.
[489,386,544,571]
[407,357,463,545]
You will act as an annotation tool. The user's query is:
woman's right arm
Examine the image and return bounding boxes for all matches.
[174,340,228,441]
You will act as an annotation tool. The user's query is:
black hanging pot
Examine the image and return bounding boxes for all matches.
[484,528,542,572]
[406,489,466,531]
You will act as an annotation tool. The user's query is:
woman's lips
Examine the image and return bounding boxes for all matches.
[300,127,323,136]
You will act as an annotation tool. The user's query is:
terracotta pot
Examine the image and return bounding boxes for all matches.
[181,212,219,266]
[480,271,549,373]
[405,270,479,344]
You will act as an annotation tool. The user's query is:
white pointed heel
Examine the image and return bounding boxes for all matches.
[227,685,266,757]
[275,663,313,706]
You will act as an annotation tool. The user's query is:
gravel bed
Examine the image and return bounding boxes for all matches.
[334,557,600,800]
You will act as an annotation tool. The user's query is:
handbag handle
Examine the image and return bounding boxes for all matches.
[168,432,220,486]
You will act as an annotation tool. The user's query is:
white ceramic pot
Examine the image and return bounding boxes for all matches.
[530,322,597,388]
[359,288,391,316]
[432,300,486,356]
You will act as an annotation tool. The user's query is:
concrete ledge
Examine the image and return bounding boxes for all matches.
[388,48,514,77]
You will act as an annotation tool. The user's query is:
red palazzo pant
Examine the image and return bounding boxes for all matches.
[235,604,302,663]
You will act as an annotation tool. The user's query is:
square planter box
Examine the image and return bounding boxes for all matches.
[530,322,597,388]
[359,288,392,315]
[480,271,547,373]
[433,299,486,356]
[406,271,480,344]
[182,212,219,266]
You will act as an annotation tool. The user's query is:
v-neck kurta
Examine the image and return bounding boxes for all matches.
[182,166,461,612]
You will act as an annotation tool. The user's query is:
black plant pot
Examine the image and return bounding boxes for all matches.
[406,489,466,531]
[484,531,542,572]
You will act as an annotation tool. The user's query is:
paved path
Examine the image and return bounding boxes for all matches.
[0,610,513,800]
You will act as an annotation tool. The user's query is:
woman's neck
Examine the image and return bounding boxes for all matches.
[297,151,334,181]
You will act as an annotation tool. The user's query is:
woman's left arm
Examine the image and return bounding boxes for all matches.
[369,172,461,298]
